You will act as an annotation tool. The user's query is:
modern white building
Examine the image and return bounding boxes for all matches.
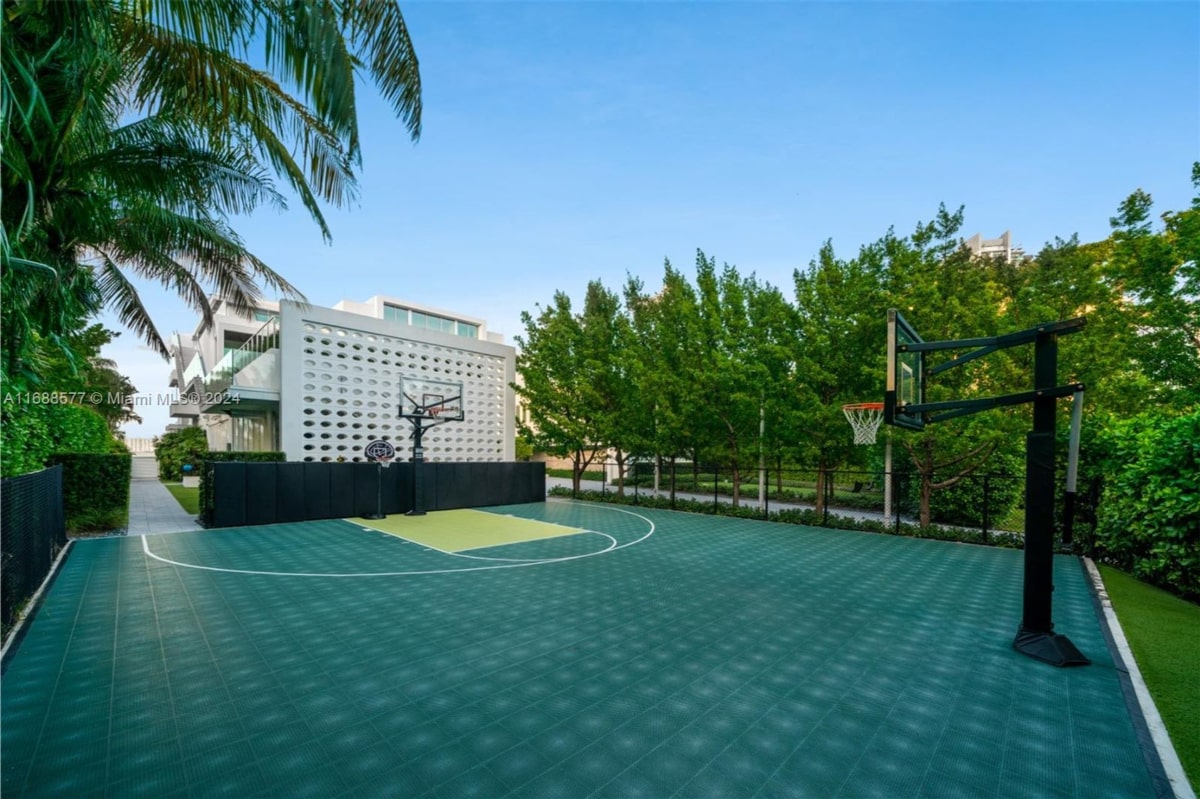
[168,296,516,462]
[964,231,1027,264]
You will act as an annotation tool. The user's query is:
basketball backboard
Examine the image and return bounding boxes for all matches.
[885,309,925,430]
[398,376,465,421]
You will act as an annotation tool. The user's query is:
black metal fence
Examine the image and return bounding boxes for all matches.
[205,461,546,528]
[554,462,1035,543]
[1,465,66,635]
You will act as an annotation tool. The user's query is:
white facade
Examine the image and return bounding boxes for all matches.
[965,231,1027,264]
[168,296,516,462]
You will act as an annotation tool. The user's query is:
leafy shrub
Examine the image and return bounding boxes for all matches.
[1094,408,1200,600]
[155,427,209,480]
[48,452,132,534]
[925,469,1023,528]
[548,487,1022,549]
[1,401,114,477]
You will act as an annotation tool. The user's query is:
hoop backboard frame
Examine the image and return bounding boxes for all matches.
[398,376,465,422]
[885,309,925,430]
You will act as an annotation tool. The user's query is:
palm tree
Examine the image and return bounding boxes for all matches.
[1,0,423,377]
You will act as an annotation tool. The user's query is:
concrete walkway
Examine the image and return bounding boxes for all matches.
[127,476,200,536]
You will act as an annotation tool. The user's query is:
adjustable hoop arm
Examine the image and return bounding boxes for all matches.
[898,317,1085,425]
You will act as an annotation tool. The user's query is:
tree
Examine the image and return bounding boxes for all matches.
[792,240,886,513]
[623,262,707,501]
[878,206,1022,527]
[33,324,142,431]
[2,0,423,379]
[514,292,604,492]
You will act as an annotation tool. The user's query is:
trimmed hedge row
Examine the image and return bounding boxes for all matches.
[549,487,1023,550]
[47,452,132,534]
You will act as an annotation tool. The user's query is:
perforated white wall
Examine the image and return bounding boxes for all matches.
[278,302,515,463]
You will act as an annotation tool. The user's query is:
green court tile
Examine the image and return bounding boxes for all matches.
[254,741,345,796]
[408,746,479,791]
[484,741,554,791]
[420,764,509,799]
[512,765,594,799]
[317,719,387,761]
[247,720,319,759]
[0,507,1169,798]
[330,740,401,786]
[385,720,451,759]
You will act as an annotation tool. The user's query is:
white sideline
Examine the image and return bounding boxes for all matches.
[1084,557,1196,799]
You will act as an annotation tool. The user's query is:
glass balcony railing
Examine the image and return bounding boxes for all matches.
[181,353,205,385]
[204,316,280,398]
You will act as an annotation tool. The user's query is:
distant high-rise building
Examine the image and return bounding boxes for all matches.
[964,231,1027,264]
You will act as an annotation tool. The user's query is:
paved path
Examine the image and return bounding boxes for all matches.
[126,475,199,536]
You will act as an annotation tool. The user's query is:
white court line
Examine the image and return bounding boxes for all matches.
[1085,558,1196,799]
[140,505,654,578]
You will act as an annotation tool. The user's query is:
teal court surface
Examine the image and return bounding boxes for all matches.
[1,500,1168,798]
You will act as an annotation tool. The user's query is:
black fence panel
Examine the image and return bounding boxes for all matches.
[330,465,355,518]
[207,461,546,528]
[1,466,66,635]
[303,463,333,520]
[245,463,278,526]
[211,462,247,528]
[276,463,307,523]
[435,463,468,509]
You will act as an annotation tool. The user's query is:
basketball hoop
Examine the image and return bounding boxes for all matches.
[364,439,396,467]
[843,402,885,445]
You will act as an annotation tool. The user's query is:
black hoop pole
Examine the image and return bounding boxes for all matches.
[1012,328,1089,666]
[363,461,385,520]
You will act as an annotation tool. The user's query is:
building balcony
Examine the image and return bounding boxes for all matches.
[201,348,281,413]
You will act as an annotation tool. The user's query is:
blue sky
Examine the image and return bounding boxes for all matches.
[107,1,1200,437]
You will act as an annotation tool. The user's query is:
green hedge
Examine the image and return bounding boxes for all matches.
[48,452,132,534]
[199,451,286,526]
[154,427,209,480]
[1095,408,1200,600]
[549,487,1022,549]
[1,402,115,477]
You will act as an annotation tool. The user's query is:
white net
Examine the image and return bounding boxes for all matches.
[843,404,885,445]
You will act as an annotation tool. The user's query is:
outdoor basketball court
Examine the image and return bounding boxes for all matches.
[1,499,1166,797]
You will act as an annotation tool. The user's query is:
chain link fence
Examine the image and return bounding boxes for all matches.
[2,465,66,637]
[549,461,1051,546]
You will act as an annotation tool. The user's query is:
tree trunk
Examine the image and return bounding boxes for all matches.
[920,474,933,528]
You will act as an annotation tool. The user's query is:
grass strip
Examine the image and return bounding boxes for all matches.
[1100,564,1200,787]
[162,482,200,514]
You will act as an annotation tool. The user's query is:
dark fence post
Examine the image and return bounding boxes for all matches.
[982,475,991,545]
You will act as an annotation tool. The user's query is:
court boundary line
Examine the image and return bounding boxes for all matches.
[364,525,618,563]
[1085,557,1196,799]
[139,504,654,578]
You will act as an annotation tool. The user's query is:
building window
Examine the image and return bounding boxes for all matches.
[384,304,477,338]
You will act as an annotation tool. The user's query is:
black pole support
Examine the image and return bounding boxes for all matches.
[1012,329,1089,667]
[363,462,385,520]
[408,423,426,517]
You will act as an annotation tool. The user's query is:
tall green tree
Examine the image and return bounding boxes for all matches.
[514,292,603,491]
[2,0,423,380]
[878,206,1022,527]
[623,261,706,500]
[792,240,886,513]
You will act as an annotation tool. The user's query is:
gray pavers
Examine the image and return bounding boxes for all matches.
[126,471,199,536]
